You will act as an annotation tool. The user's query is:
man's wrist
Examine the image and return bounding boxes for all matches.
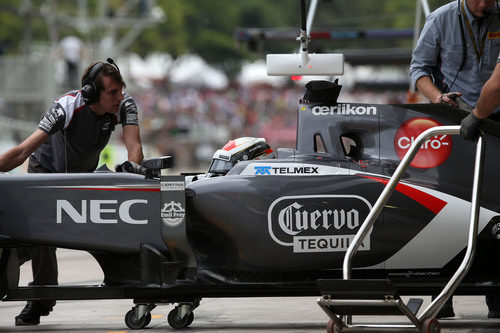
[434,93,445,103]
[472,108,486,120]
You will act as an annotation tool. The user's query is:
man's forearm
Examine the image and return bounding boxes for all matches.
[0,129,49,172]
[415,75,461,107]
[474,67,500,119]
[0,147,29,172]
[127,145,144,164]
[123,125,144,164]
[415,76,443,103]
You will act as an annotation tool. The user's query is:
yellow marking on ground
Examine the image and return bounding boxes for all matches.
[151,314,163,318]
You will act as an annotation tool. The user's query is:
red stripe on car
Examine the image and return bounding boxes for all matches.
[65,188,159,192]
[359,175,447,214]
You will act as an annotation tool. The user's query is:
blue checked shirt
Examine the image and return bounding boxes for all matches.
[410,1,500,108]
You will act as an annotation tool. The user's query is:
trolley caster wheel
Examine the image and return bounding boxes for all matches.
[125,309,152,329]
[423,318,440,333]
[326,319,342,333]
[144,312,152,327]
[168,307,194,329]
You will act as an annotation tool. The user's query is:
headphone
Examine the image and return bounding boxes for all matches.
[81,58,121,105]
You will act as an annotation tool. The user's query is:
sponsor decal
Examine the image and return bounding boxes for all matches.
[161,181,185,192]
[255,166,272,175]
[101,117,112,131]
[312,104,377,116]
[488,31,500,39]
[394,118,452,169]
[242,163,349,176]
[268,195,372,253]
[255,166,318,175]
[389,271,440,278]
[161,200,185,226]
[56,199,148,224]
[39,104,65,132]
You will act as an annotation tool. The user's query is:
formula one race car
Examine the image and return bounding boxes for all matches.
[1,80,500,331]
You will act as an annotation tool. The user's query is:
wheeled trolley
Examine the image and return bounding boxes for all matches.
[317,126,485,333]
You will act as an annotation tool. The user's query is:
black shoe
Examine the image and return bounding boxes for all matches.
[488,311,500,319]
[15,301,53,326]
[436,304,455,319]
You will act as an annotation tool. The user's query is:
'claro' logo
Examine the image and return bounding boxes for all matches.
[394,118,452,169]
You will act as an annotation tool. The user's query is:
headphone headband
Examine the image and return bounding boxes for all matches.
[83,62,104,87]
[81,59,121,105]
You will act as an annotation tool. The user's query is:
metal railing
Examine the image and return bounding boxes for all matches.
[343,125,485,323]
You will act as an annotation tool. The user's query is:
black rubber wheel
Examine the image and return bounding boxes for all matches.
[144,312,152,327]
[423,318,441,333]
[168,308,195,329]
[125,309,150,329]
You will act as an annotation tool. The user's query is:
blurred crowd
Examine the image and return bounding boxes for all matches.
[133,82,408,170]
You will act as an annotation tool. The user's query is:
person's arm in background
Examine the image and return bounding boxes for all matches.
[123,124,143,164]
[119,94,143,164]
[0,99,68,172]
[461,63,500,140]
[473,63,500,119]
[0,129,49,172]
[416,76,461,107]
[410,11,461,107]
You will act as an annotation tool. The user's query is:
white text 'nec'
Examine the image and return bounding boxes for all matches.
[56,199,148,224]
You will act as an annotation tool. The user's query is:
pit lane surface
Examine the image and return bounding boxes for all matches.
[0,249,499,333]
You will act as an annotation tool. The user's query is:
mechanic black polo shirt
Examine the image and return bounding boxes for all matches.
[29,90,139,173]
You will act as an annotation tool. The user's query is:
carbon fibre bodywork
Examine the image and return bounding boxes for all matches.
[1,101,500,303]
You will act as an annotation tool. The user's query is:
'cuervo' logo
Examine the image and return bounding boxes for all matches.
[267,195,372,253]
[278,202,360,236]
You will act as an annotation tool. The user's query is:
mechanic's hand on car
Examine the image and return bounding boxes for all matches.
[460,113,484,141]
[116,161,146,175]
[116,161,161,178]
[434,92,462,107]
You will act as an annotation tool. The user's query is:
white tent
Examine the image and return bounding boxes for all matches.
[238,60,287,86]
[127,52,173,87]
[169,54,228,90]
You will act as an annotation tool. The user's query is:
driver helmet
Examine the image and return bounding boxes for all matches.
[207,137,275,176]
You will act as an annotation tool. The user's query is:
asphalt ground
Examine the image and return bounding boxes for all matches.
[0,249,499,333]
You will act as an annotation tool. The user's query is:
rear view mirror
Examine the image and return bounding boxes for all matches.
[266,53,344,76]
[141,156,173,170]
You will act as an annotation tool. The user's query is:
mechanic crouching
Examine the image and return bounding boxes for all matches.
[0,59,144,325]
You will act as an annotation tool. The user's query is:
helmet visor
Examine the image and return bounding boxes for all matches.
[208,159,234,174]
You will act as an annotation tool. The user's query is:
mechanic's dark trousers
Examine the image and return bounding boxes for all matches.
[486,295,500,314]
[18,246,58,309]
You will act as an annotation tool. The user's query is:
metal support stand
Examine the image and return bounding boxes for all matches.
[318,126,485,332]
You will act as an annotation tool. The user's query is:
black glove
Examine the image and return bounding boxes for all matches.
[115,161,146,175]
[460,113,484,141]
